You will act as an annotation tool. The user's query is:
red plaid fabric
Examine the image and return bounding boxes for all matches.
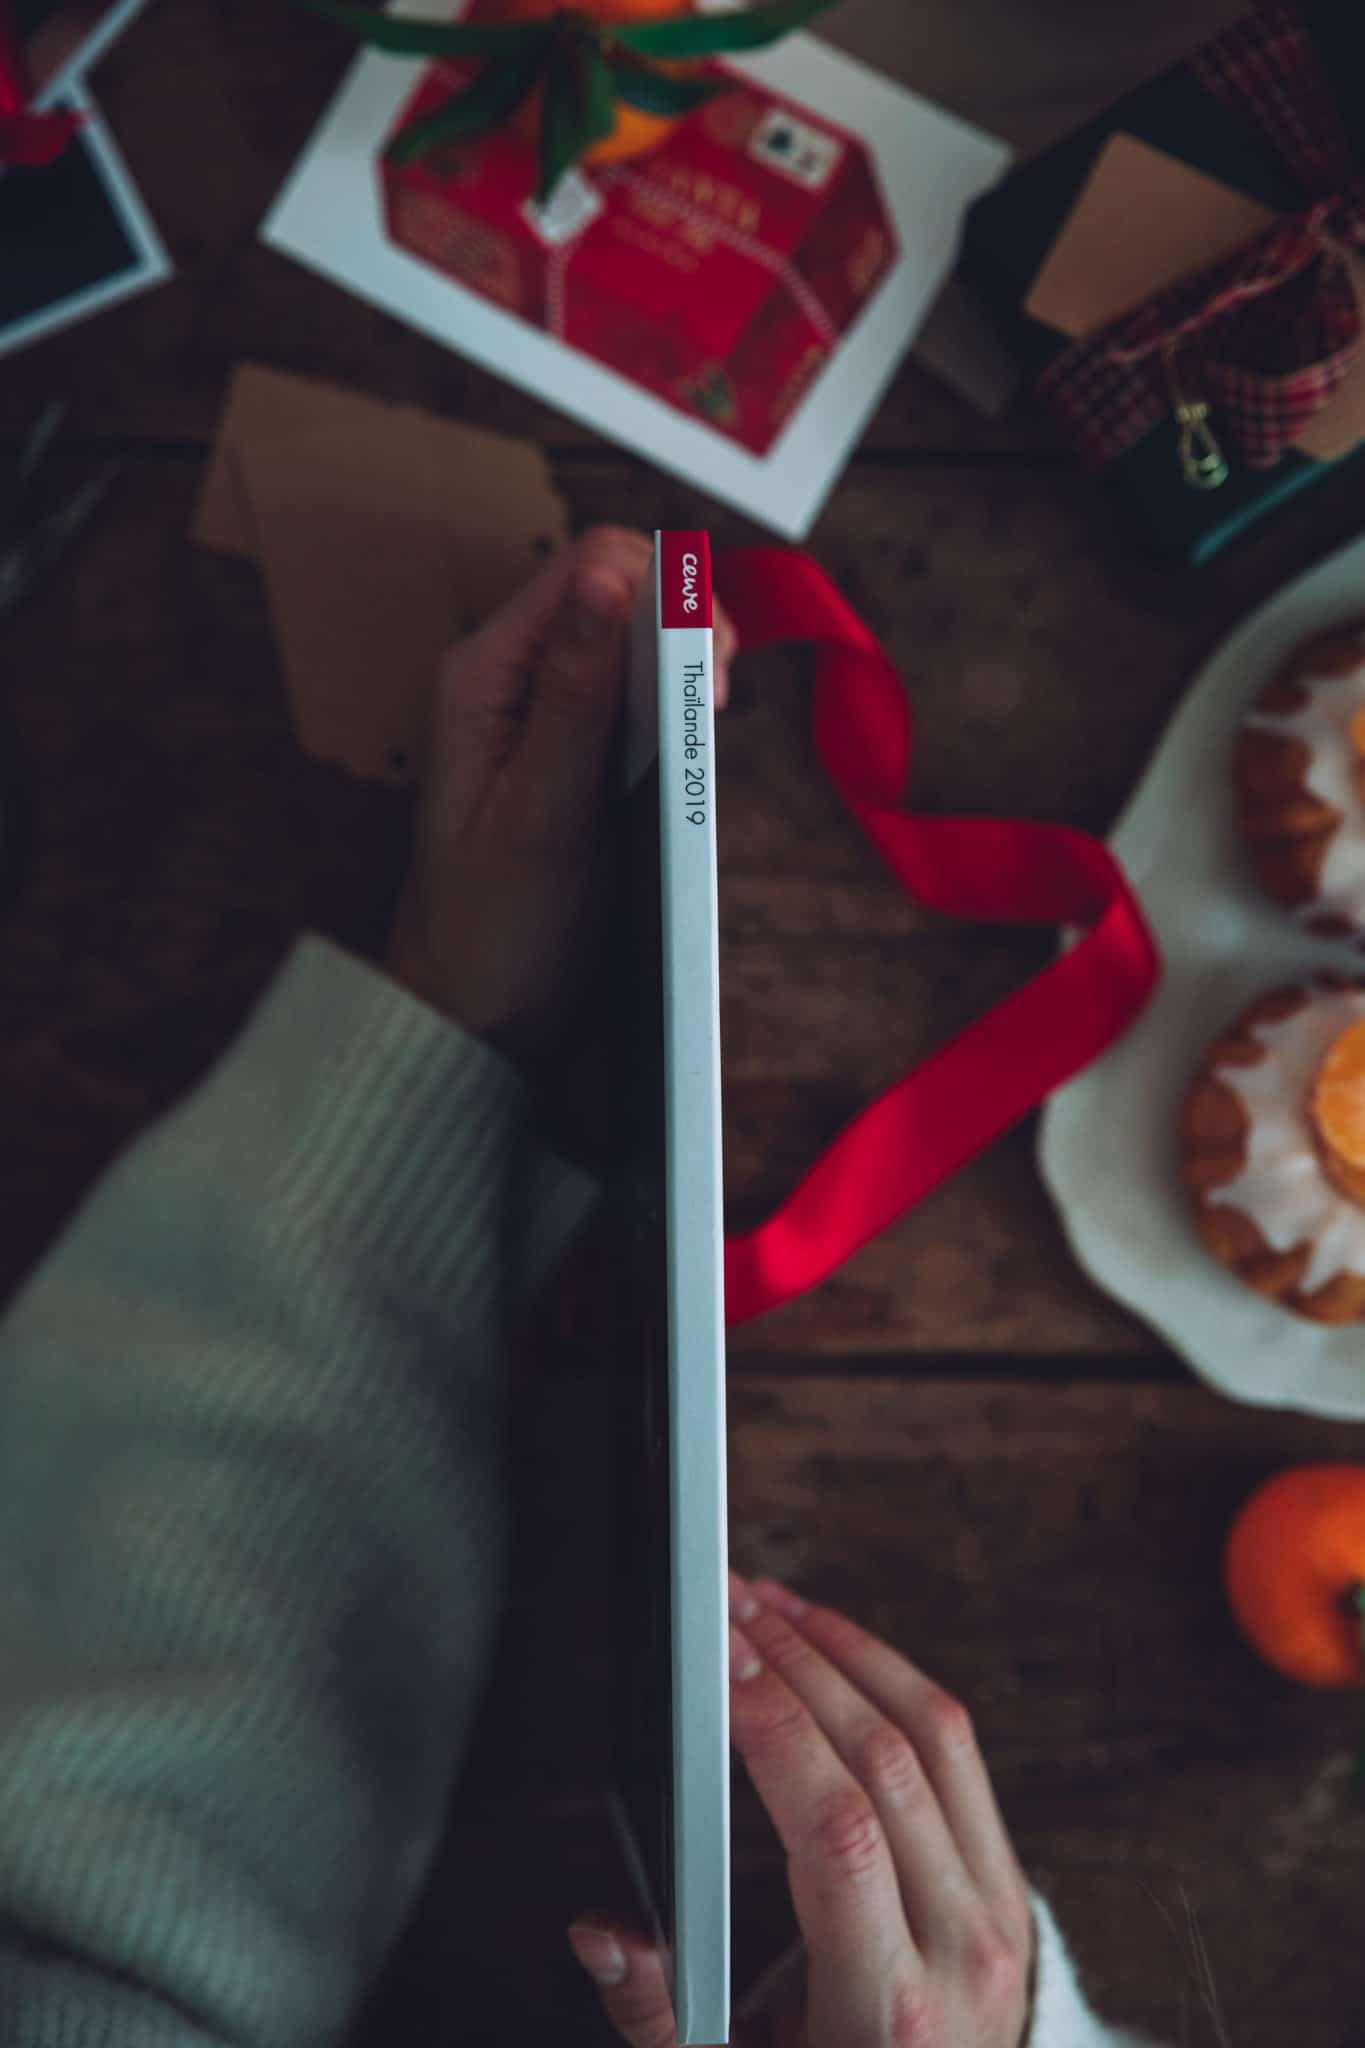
[1036,1,1365,472]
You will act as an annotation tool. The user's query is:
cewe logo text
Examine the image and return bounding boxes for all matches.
[659,530,713,629]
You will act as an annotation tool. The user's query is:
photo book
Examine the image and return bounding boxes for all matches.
[610,531,729,2045]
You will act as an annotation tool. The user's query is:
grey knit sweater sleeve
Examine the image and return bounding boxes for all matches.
[0,935,593,2047]
[0,936,1155,2048]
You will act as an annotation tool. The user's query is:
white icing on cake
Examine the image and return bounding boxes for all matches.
[1247,655,1365,928]
[1209,987,1365,1293]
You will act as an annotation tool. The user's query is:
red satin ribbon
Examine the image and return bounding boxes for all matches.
[0,2,81,167]
[716,549,1160,1325]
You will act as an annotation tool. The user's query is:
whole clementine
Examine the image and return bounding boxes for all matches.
[1224,1466,1365,1687]
[469,0,701,167]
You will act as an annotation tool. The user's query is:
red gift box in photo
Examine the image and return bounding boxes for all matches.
[378,61,898,455]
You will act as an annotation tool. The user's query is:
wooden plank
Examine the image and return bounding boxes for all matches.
[0,286,1048,460]
[818,0,1244,154]
[357,1372,1365,2048]
[5,454,1365,1357]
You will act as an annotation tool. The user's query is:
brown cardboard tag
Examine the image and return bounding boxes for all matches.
[1024,133,1278,340]
[237,418,462,785]
[194,365,405,556]
[196,364,568,784]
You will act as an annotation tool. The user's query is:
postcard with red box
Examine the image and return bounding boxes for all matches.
[262,0,1009,538]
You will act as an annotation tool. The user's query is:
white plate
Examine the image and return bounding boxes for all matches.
[1039,529,1365,1420]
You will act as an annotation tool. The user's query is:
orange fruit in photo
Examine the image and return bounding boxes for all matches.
[1224,1466,1365,1688]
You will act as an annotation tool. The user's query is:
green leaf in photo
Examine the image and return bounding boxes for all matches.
[537,40,587,203]
[608,0,840,61]
[385,48,544,164]
[580,41,621,153]
[299,0,550,61]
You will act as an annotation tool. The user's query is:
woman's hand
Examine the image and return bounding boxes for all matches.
[387,525,735,1070]
[569,1576,1035,2048]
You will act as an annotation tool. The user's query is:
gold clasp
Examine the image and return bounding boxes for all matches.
[1164,345,1228,491]
[1175,395,1229,491]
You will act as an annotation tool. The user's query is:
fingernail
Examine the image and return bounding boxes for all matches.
[730,1571,760,1624]
[563,569,625,644]
[730,1624,763,1683]
[567,1923,628,1986]
[753,1579,807,1621]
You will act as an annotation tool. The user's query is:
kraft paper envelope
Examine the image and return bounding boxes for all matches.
[1025,133,1279,341]
[1024,132,1365,468]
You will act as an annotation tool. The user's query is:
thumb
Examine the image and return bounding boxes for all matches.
[516,562,632,842]
[566,1919,679,2048]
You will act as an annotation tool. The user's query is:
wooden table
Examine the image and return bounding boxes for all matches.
[4,5,1365,2044]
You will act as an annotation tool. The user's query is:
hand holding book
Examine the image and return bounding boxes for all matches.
[572,1576,1035,2048]
[387,524,735,1067]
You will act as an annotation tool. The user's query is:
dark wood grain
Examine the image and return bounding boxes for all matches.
[814,0,1246,153]
[7,7,1365,2048]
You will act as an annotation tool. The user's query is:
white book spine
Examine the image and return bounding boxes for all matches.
[655,535,729,2048]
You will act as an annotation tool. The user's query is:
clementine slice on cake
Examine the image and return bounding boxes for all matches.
[1312,1017,1365,1170]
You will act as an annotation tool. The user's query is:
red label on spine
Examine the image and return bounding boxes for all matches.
[659,531,712,629]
